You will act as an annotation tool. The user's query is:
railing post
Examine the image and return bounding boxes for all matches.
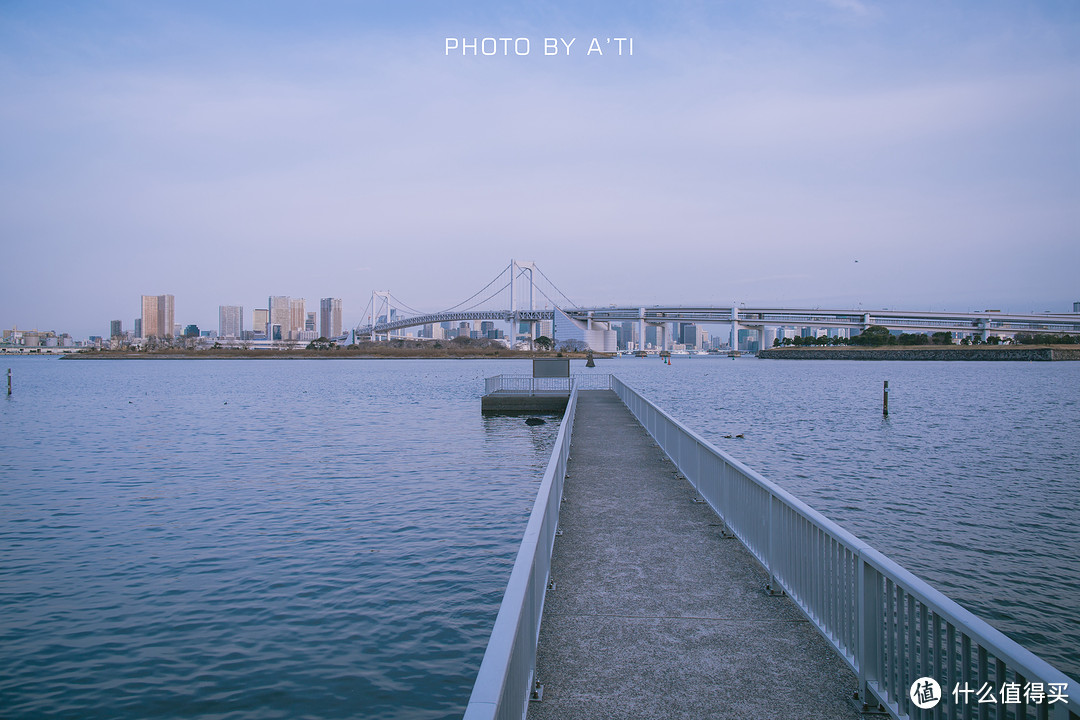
[766,493,782,595]
[857,555,881,712]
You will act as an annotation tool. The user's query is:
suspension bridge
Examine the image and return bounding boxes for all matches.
[353,260,1080,350]
[354,260,575,346]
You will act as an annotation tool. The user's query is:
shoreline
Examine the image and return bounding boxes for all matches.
[757,346,1080,361]
[60,350,598,361]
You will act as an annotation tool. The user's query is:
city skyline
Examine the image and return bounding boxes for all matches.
[6,280,1080,346]
[2,2,1078,340]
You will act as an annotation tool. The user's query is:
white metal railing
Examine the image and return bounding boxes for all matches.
[570,373,614,390]
[463,385,579,720]
[483,374,613,395]
[611,376,1079,720]
[484,375,571,395]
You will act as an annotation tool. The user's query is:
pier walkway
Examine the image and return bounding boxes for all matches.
[527,390,862,720]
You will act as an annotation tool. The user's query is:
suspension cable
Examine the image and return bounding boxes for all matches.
[535,264,579,309]
[388,293,432,317]
[460,280,512,312]
[437,263,511,313]
[354,296,374,329]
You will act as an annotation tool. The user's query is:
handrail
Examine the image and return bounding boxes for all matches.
[610,376,1079,720]
[463,384,579,720]
[483,374,613,395]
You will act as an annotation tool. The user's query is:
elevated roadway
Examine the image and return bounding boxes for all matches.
[356,305,1080,344]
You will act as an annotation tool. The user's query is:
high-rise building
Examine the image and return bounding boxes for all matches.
[140,294,175,338]
[110,320,122,338]
[320,298,342,339]
[682,324,698,349]
[140,296,154,337]
[305,312,316,333]
[252,309,268,339]
[289,299,306,340]
[134,318,142,338]
[1074,301,1080,313]
[268,296,290,340]
[219,306,243,338]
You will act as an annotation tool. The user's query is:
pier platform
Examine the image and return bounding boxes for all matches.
[527,390,862,720]
[480,373,571,414]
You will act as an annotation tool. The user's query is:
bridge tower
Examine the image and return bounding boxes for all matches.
[638,308,646,352]
[509,259,538,348]
[371,291,392,342]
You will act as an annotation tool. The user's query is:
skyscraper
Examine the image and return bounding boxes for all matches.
[140,294,175,338]
[320,298,342,339]
[682,323,698,349]
[268,296,290,340]
[219,305,243,338]
[289,298,306,340]
[110,320,122,338]
[253,309,268,340]
[305,311,316,332]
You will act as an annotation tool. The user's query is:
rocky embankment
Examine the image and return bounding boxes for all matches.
[757,346,1080,361]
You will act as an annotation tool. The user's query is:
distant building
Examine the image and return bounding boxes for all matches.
[140,294,175,338]
[253,309,268,340]
[134,318,142,338]
[552,308,617,352]
[219,305,243,338]
[1074,301,1080,313]
[681,323,698,349]
[289,299,306,340]
[305,311,316,333]
[268,296,290,340]
[738,328,760,353]
[110,320,122,338]
[320,298,342,339]
[184,324,199,337]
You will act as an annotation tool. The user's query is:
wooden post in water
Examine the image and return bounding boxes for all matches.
[882,380,889,417]
[7,368,11,396]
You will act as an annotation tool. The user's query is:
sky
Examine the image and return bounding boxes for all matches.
[1,0,1078,339]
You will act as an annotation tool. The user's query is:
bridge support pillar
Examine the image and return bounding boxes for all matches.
[638,308,645,351]
[762,326,776,350]
[730,306,740,351]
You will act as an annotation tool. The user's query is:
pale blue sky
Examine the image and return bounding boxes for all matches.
[1,1,1077,338]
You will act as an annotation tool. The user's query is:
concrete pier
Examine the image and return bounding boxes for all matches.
[527,390,863,720]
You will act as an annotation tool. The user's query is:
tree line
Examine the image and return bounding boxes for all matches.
[772,325,1080,348]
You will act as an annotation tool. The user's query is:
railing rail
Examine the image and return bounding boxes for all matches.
[463,384,579,720]
[570,373,615,390]
[610,376,1079,720]
[483,374,614,395]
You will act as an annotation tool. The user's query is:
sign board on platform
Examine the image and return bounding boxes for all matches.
[533,358,570,378]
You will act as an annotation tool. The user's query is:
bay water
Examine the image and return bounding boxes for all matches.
[1,356,1077,719]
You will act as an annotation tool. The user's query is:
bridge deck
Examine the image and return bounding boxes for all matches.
[527,390,863,720]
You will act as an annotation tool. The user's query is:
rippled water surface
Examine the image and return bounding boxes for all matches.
[2,356,1078,720]
[1,358,559,720]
